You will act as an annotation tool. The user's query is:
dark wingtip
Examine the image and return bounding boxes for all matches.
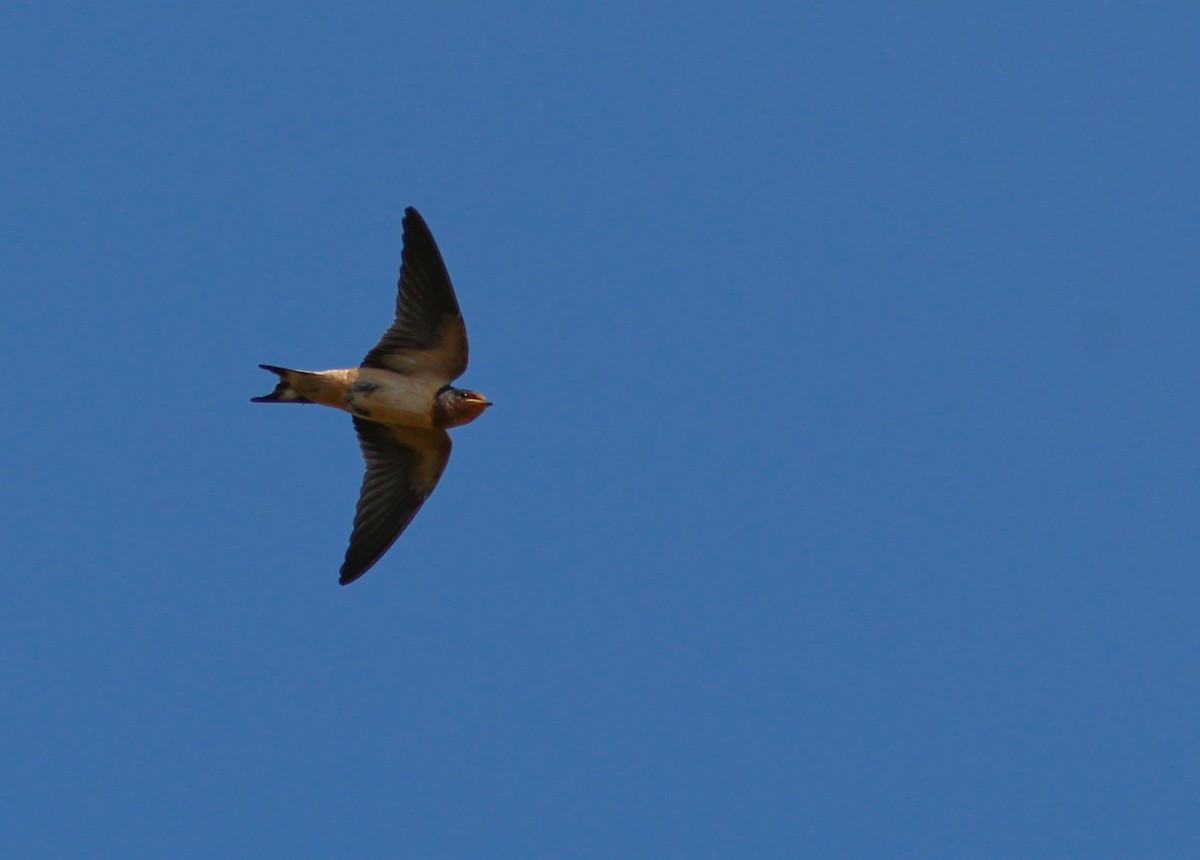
[339,552,380,585]
[339,554,366,585]
[402,207,428,233]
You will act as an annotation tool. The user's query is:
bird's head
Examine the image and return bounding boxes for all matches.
[433,386,492,428]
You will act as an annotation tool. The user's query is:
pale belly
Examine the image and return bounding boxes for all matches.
[342,367,439,427]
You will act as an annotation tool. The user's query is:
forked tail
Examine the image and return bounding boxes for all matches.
[251,364,314,403]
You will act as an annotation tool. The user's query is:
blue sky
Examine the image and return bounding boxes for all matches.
[3,3,1197,857]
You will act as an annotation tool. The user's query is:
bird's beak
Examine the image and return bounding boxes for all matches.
[467,395,493,407]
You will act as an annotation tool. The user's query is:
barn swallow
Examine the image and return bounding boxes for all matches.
[253,207,490,585]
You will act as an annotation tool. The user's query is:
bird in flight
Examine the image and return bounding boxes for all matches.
[253,207,490,585]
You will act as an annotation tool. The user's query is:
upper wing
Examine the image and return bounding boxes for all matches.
[340,417,453,585]
[361,207,468,382]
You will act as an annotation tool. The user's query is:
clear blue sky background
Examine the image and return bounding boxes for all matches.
[3,3,1196,857]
